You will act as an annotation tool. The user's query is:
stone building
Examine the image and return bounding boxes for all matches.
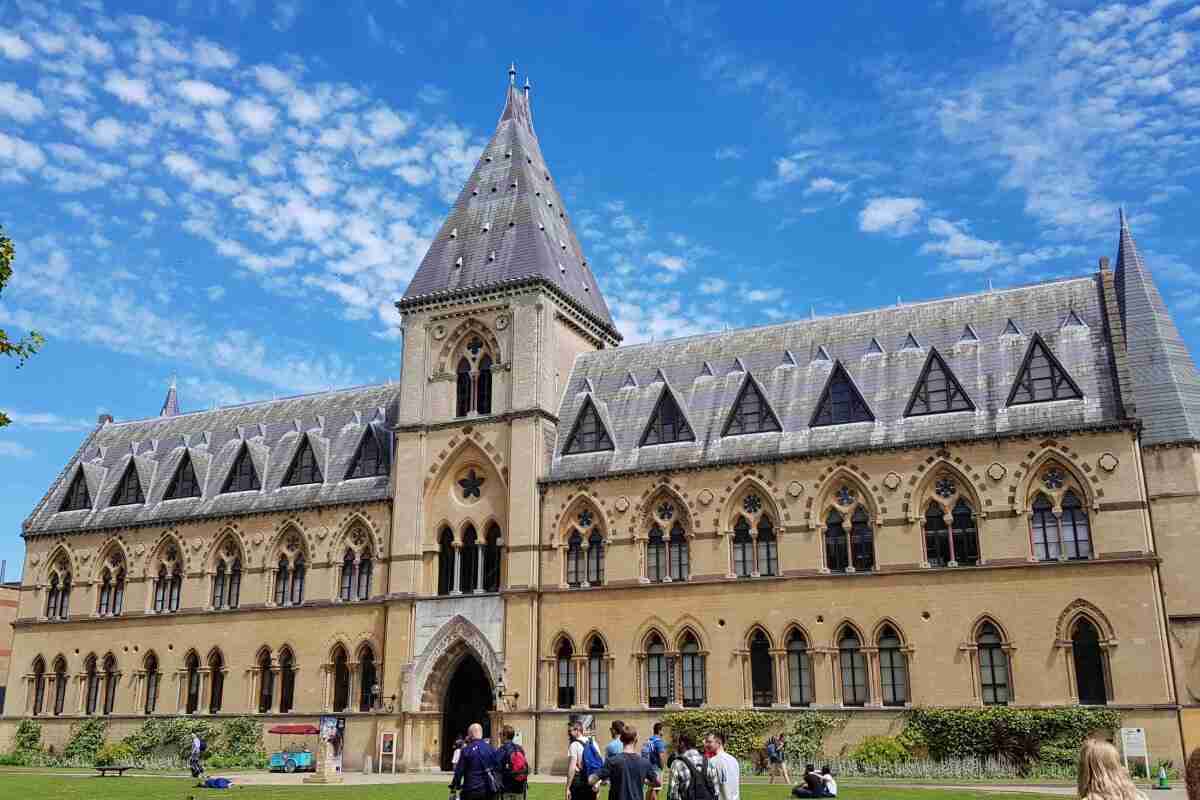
[4,68,1200,771]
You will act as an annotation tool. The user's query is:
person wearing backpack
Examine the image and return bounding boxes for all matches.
[450,723,499,800]
[667,734,718,800]
[189,733,205,779]
[497,725,529,799]
[641,723,667,800]
[588,724,661,800]
[567,719,604,800]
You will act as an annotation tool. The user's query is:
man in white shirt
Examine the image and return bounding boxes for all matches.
[703,732,740,800]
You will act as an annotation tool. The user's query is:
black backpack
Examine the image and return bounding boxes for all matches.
[682,757,717,800]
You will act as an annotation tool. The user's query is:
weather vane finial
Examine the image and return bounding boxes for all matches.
[508,62,517,85]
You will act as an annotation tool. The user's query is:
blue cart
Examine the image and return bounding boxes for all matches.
[267,724,319,773]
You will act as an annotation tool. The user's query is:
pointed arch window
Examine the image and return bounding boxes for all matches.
[906,349,974,416]
[1061,491,1092,560]
[359,647,377,711]
[681,634,706,708]
[212,562,227,609]
[32,657,46,715]
[357,552,372,600]
[437,528,455,596]
[185,652,201,714]
[588,637,609,708]
[290,556,306,605]
[732,518,753,578]
[274,557,290,606]
[53,657,68,715]
[209,651,225,714]
[222,445,261,493]
[282,435,323,486]
[586,530,604,585]
[564,397,614,454]
[812,362,874,426]
[757,516,778,577]
[825,505,875,573]
[166,452,202,499]
[977,623,1009,706]
[60,468,91,511]
[1072,618,1108,705]
[456,357,472,417]
[111,462,145,506]
[477,354,493,415]
[167,565,182,612]
[1007,334,1082,405]
[483,524,502,592]
[787,631,814,707]
[278,649,296,713]
[98,560,125,617]
[258,650,274,713]
[332,647,351,713]
[749,630,774,708]
[838,630,867,706]
[225,559,242,609]
[102,654,118,715]
[461,526,480,594]
[144,654,160,714]
[84,655,100,715]
[1031,490,1091,561]
[340,550,356,601]
[647,525,667,583]
[645,636,669,709]
[346,427,388,479]
[878,626,909,706]
[46,573,61,619]
[556,640,576,709]
[723,377,782,436]
[566,533,584,588]
[641,389,694,445]
[669,522,689,581]
[46,569,71,620]
[154,564,181,613]
[951,499,979,566]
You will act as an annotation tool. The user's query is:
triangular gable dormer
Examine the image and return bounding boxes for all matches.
[813,346,832,363]
[563,396,614,454]
[723,375,783,436]
[728,357,746,375]
[959,324,980,343]
[651,369,667,384]
[1007,334,1083,405]
[699,362,715,378]
[901,333,922,351]
[346,426,389,479]
[811,361,874,426]
[866,338,885,356]
[640,386,695,446]
[905,349,975,416]
[222,443,261,493]
[110,460,145,506]
[1003,319,1022,335]
[165,452,202,499]
[577,377,595,394]
[59,467,92,511]
[1061,309,1087,329]
[780,350,797,367]
[282,434,323,487]
[621,372,638,389]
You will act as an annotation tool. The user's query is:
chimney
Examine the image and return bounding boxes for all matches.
[1099,256,1110,272]
[98,414,114,424]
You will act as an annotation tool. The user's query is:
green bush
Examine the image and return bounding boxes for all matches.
[121,717,220,761]
[785,712,848,760]
[1185,747,1200,800]
[95,742,134,767]
[663,710,782,760]
[13,719,42,753]
[849,735,909,767]
[63,718,107,763]
[215,717,267,768]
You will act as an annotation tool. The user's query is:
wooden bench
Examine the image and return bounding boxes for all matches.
[95,766,132,777]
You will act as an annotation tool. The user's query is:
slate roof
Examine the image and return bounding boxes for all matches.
[398,69,619,340]
[23,384,400,536]
[1114,211,1200,445]
[549,276,1124,480]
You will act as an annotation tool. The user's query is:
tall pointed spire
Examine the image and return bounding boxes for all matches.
[1113,209,1200,444]
[399,67,619,342]
[160,376,179,417]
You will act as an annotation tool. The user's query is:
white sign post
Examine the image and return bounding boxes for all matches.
[1120,727,1150,779]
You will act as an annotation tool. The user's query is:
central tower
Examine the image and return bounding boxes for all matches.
[387,67,618,768]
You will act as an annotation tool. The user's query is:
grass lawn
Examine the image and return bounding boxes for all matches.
[0,772,1069,800]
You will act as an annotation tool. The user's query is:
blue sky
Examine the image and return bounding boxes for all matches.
[1,0,1199,577]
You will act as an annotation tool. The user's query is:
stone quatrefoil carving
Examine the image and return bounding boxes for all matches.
[458,469,484,499]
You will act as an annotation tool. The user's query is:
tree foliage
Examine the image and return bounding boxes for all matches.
[1,223,44,427]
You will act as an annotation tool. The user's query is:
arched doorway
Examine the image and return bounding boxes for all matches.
[440,654,494,770]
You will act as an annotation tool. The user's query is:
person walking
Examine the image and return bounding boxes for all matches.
[1076,738,1147,800]
[450,723,499,800]
[497,725,530,800]
[777,735,791,785]
[643,723,667,800]
[667,734,718,800]
[607,721,627,757]
[766,737,783,784]
[589,724,661,800]
[703,733,740,800]
[567,719,603,800]
[189,733,204,779]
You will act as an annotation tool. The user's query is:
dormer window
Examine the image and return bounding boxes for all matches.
[165,452,201,499]
[640,388,694,446]
[1007,334,1082,405]
[221,444,261,493]
[110,462,145,506]
[811,362,874,426]
[60,468,91,511]
[454,335,495,418]
[282,435,323,486]
[346,427,389,479]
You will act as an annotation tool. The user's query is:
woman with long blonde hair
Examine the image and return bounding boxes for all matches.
[1077,738,1146,800]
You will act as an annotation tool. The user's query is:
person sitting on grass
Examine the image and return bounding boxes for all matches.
[818,767,836,798]
[790,764,823,798]
[1077,738,1147,800]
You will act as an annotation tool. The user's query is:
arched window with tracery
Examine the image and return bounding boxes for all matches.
[185,652,201,714]
[209,651,225,714]
[749,630,774,707]
[1028,463,1092,561]
[823,483,874,572]
[53,656,68,715]
[437,528,455,596]
[586,530,604,585]
[562,505,602,588]
[291,555,306,605]
[483,523,502,592]
[357,552,373,600]
[977,622,1010,706]
[152,545,183,613]
[274,557,289,606]
[732,518,753,578]
[645,634,669,708]
[84,654,100,714]
[332,646,350,712]
[1072,617,1108,705]
[922,474,980,567]
[45,559,71,620]
[143,653,160,714]
[454,335,496,418]
[338,527,374,602]
[97,553,125,617]
[647,525,666,583]
[669,523,690,581]
[461,525,480,593]
[838,628,867,706]
[645,499,689,583]
[787,630,814,707]
[211,538,242,610]
[102,654,118,715]
[359,646,378,711]
[477,354,493,415]
[456,357,472,417]
[258,650,274,713]
[556,639,576,709]
[680,632,706,708]
[32,657,46,715]
[340,550,356,601]
[273,533,307,606]
[566,533,584,588]
[587,636,609,708]
[878,625,909,706]
[278,648,296,713]
[729,490,778,578]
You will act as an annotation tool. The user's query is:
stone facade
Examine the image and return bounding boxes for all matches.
[4,72,1200,774]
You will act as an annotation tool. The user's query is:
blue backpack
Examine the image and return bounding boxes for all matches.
[577,737,605,779]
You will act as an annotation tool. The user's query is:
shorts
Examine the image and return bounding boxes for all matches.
[569,782,595,800]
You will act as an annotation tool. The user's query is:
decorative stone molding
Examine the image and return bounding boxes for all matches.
[1098,453,1119,473]
[882,473,901,491]
[986,463,1007,482]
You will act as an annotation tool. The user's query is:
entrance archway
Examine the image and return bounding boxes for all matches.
[439,654,495,770]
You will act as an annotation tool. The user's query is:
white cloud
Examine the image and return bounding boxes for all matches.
[0,131,46,172]
[698,277,728,294]
[193,39,238,69]
[0,82,45,123]
[253,65,294,93]
[206,285,227,301]
[859,197,925,235]
[805,177,850,197]
[88,117,129,149]
[0,32,33,60]
[273,1,302,32]
[366,107,411,140]
[232,99,278,134]
[366,13,405,53]
[418,84,448,104]
[102,71,153,107]
[754,152,815,199]
[3,410,93,432]
[647,252,689,273]
[176,79,232,106]
[0,441,34,459]
[714,146,744,161]
[31,31,67,54]
[741,286,783,303]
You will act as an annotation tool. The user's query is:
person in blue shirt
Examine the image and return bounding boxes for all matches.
[450,723,499,800]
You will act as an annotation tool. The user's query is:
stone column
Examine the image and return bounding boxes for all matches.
[348,661,359,713]
[750,534,761,578]
[864,647,881,707]
[572,656,588,709]
[724,533,735,579]
[267,568,278,605]
[199,668,212,713]
[475,543,485,593]
[323,664,333,712]
[579,543,591,588]
[771,650,788,707]
[451,544,463,595]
